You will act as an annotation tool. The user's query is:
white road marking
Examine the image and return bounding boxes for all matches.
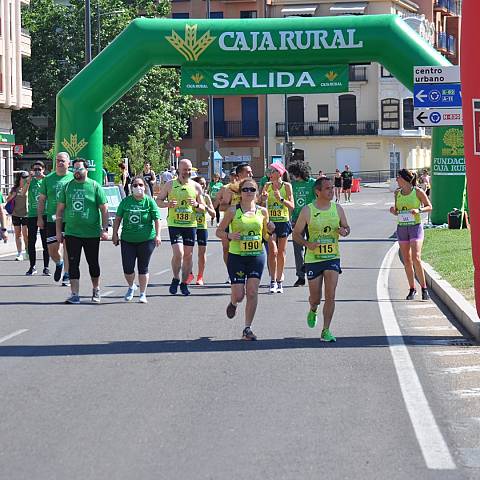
[443,366,480,375]
[430,350,480,357]
[154,268,171,276]
[0,329,28,344]
[453,388,480,398]
[362,202,377,206]
[408,326,455,331]
[407,304,436,310]
[102,290,115,297]
[402,314,446,320]
[385,202,395,206]
[377,243,456,470]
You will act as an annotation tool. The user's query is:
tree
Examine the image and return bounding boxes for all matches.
[13,0,206,161]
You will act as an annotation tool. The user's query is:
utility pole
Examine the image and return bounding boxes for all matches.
[85,0,92,65]
[284,94,289,165]
[206,0,215,180]
[263,1,269,172]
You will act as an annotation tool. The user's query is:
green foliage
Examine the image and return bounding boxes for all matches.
[103,144,123,181]
[13,0,205,160]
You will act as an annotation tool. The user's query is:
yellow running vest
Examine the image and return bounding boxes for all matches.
[304,202,340,263]
[227,183,241,206]
[196,194,208,230]
[228,207,264,256]
[395,188,421,226]
[266,183,290,222]
[167,179,198,227]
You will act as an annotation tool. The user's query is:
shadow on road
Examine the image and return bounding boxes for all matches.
[0,335,471,357]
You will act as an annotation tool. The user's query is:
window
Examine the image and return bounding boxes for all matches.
[209,12,224,19]
[381,66,393,78]
[403,98,415,130]
[317,105,329,122]
[381,99,400,130]
[240,11,257,18]
[172,12,189,19]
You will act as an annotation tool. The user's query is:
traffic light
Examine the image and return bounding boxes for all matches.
[284,141,295,163]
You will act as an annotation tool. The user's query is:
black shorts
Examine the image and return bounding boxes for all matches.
[343,182,352,191]
[168,226,196,247]
[272,221,292,238]
[227,252,265,284]
[46,221,66,245]
[12,216,28,226]
[196,228,208,247]
[306,259,342,281]
[334,179,342,188]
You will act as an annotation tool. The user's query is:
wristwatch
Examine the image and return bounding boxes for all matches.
[280,197,285,203]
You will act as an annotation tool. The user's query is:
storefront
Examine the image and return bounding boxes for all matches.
[0,133,14,196]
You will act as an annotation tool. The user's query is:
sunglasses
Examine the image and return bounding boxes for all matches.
[131,183,144,187]
[33,168,42,172]
[241,187,257,193]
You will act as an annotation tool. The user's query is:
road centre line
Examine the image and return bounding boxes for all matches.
[0,329,28,344]
[377,243,456,470]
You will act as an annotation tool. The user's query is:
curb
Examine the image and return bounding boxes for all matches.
[423,261,480,341]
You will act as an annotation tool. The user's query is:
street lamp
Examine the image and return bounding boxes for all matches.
[85,0,92,64]
[96,5,126,55]
[206,0,215,180]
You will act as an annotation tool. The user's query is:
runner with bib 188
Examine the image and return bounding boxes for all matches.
[389,168,432,301]
[293,177,350,342]
[216,178,275,341]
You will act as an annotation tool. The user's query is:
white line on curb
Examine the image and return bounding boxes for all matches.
[0,329,28,344]
[377,243,456,470]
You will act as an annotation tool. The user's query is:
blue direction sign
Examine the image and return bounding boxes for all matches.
[413,83,462,108]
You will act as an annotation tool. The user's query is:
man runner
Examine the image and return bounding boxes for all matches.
[56,158,109,304]
[293,177,350,342]
[37,152,74,285]
[341,164,353,203]
[156,158,205,296]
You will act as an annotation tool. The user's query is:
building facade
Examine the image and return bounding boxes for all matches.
[0,0,31,194]
[266,0,461,178]
[171,0,267,177]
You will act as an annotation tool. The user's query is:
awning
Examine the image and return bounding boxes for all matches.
[213,151,222,160]
[330,2,368,14]
[281,7,317,15]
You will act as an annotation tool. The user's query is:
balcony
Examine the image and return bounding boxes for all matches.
[20,28,31,57]
[276,120,379,137]
[434,0,460,16]
[447,34,457,56]
[349,66,367,82]
[204,120,259,138]
[436,32,447,52]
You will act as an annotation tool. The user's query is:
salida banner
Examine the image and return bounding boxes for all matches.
[180,65,349,95]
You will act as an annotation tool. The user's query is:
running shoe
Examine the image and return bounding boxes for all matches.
[421,287,430,301]
[54,261,64,282]
[307,310,317,328]
[186,272,194,285]
[65,294,80,305]
[276,281,284,294]
[196,275,204,286]
[26,266,37,276]
[124,284,138,302]
[62,273,70,287]
[43,267,51,276]
[406,288,417,300]
[180,282,190,296]
[242,327,257,341]
[293,277,305,287]
[139,293,148,304]
[225,277,231,284]
[169,277,180,295]
[269,280,277,293]
[321,328,336,342]
[91,288,101,303]
[15,253,23,261]
[226,302,237,319]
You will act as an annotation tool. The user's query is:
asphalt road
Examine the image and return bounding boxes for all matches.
[0,188,479,480]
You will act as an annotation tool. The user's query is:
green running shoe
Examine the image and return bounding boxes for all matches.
[307,310,317,328]
[321,328,336,342]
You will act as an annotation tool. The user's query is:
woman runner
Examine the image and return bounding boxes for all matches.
[261,163,294,293]
[216,178,274,340]
[207,173,223,226]
[389,168,432,301]
[112,175,161,303]
[333,169,342,203]
[6,171,29,261]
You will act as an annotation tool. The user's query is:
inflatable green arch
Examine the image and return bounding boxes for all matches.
[55,14,448,184]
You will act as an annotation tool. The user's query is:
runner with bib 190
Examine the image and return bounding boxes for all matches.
[389,168,432,301]
[216,178,275,341]
[156,158,205,296]
[261,162,294,294]
[293,177,350,342]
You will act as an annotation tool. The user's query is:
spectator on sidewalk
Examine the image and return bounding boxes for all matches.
[0,191,8,242]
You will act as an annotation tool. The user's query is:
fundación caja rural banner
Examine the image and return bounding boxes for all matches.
[180,65,349,95]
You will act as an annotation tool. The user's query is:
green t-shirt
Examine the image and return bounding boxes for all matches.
[59,177,107,238]
[28,177,44,217]
[291,178,316,222]
[116,195,160,243]
[259,176,269,189]
[39,171,74,222]
[0,192,4,203]
[209,181,223,200]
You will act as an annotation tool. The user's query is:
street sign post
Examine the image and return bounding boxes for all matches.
[413,65,462,127]
[175,146,181,158]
